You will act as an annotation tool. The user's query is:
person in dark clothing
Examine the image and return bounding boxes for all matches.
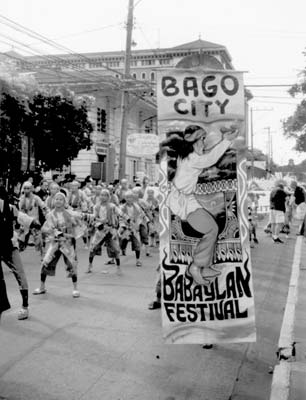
[148,264,161,310]
[0,185,30,320]
[290,181,306,235]
[36,179,49,202]
[269,182,288,243]
[0,263,10,320]
[291,180,306,206]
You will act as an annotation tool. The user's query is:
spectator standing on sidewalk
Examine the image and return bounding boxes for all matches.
[290,180,306,235]
[269,182,288,243]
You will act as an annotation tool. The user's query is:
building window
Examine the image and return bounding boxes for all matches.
[141,72,146,80]
[107,61,120,67]
[159,59,170,65]
[132,73,137,79]
[150,72,155,81]
[141,60,154,66]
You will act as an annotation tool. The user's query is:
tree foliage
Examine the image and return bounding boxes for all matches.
[283,67,306,152]
[0,91,28,182]
[0,74,93,184]
[246,147,267,161]
[29,94,93,170]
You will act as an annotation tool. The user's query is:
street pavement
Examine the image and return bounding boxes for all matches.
[288,237,306,400]
[0,221,305,400]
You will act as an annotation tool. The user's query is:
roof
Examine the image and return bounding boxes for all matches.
[171,39,226,50]
[20,39,229,63]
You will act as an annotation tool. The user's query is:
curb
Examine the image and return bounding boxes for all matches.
[269,236,303,400]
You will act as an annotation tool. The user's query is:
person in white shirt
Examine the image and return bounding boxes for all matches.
[161,124,240,286]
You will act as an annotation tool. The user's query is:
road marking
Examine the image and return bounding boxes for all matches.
[269,236,303,400]
[278,236,302,350]
[270,362,291,400]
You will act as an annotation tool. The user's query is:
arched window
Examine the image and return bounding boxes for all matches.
[132,73,137,79]
[150,72,155,81]
[141,72,146,80]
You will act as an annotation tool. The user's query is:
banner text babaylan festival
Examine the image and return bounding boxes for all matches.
[156,68,256,344]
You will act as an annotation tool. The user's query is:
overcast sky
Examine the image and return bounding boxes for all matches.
[0,0,305,165]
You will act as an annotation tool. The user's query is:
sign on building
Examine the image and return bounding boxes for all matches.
[156,69,256,344]
[95,139,108,156]
[126,133,159,156]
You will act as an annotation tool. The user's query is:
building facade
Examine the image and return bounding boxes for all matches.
[13,39,235,183]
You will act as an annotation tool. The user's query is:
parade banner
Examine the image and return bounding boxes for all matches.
[156,69,256,344]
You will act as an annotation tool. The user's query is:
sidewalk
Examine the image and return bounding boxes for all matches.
[0,226,304,400]
[269,223,306,400]
[289,238,306,400]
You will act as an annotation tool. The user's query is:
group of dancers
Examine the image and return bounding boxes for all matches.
[0,175,160,321]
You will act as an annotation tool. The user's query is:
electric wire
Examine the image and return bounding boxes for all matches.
[0,21,156,107]
[0,11,155,92]
[0,13,154,93]
[40,22,123,41]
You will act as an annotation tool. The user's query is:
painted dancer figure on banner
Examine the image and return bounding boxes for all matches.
[160,123,241,286]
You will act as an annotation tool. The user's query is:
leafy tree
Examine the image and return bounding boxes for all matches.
[0,90,27,183]
[283,67,306,151]
[0,71,94,187]
[28,93,93,171]
[246,147,267,161]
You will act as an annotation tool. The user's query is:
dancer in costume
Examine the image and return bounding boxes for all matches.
[33,192,83,298]
[87,189,122,274]
[68,180,92,248]
[119,190,145,267]
[145,187,160,248]
[19,181,47,256]
[45,182,60,211]
[132,187,153,257]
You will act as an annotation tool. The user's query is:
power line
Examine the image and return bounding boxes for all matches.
[45,22,123,41]
[0,12,155,93]
[253,95,301,100]
[134,0,145,7]
[0,34,123,90]
[0,15,156,107]
[137,23,161,59]
[0,14,127,79]
[251,99,299,105]
[246,84,294,87]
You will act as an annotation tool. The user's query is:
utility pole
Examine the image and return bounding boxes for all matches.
[249,107,273,180]
[264,126,274,175]
[119,0,134,180]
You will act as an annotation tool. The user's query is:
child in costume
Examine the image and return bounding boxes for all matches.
[119,190,145,267]
[145,187,160,248]
[87,189,122,274]
[33,192,83,298]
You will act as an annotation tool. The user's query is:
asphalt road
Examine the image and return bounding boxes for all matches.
[0,223,298,400]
